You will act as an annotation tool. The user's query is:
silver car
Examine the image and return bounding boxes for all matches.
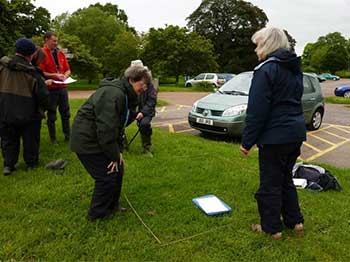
[188,72,325,137]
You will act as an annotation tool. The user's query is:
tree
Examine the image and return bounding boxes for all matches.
[141,25,218,83]
[0,0,50,56]
[283,30,296,52]
[59,4,137,76]
[302,32,349,73]
[187,0,268,72]
[58,33,101,83]
[102,31,140,77]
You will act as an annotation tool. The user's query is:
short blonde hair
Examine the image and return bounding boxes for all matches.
[252,27,290,59]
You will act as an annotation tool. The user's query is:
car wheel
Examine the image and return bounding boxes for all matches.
[185,83,192,87]
[308,108,323,130]
[333,77,337,80]
[343,91,350,98]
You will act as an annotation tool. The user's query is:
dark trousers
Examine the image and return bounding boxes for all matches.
[139,116,152,148]
[77,153,124,219]
[256,143,304,234]
[47,88,70,140]
[0,120,41,168]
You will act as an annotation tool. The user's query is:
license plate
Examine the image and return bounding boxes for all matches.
[196,117,213,125]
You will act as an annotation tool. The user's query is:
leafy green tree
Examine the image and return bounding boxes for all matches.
[302,32,349,73]
[141,25,218,83]
[321,45,349,73]
[62,7,125,59]
[0,0,50,56]
[58,33,101,83]
[187,0,268,72]
[102,31,140,77]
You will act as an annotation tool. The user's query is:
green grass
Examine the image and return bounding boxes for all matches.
[69,79,100,90]
[325,96,350,104]
[156,99,169,107]
[68,79,214,93]
[159,84,215,92]
[1,99,350,261]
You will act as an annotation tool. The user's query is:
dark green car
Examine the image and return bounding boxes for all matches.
[188,72,325,137]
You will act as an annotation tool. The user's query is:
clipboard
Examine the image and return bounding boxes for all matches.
[192,195,232,216]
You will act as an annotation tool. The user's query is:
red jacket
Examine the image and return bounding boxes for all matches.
[39,46,70,90]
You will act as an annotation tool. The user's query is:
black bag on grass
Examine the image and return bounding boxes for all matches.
[293,163,342,191]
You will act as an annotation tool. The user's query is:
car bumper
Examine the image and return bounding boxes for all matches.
[188,113,245,136]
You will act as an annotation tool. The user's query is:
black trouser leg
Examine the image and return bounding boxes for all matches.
[0,123,20,168]
[47,90,59,142]
[281,145,304,228]
[22,120,41,168]
[58,88,70,140]
[255,143,304,234]
[77,153,124,219]
[139,116,152,150]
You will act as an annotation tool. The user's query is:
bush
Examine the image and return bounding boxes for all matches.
[302,65,317,73]
[335,70,350,78]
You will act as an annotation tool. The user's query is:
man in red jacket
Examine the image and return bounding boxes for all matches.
[39,31,71,144]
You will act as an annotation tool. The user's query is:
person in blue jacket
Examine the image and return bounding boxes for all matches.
[240,27,306,240]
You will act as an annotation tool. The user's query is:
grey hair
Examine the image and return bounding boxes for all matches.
[124,65,151,83]
[252,27,290,59]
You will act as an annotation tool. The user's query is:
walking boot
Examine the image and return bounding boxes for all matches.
[141,134,153,157]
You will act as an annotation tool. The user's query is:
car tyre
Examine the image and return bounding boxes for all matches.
[343,91,350,98]
[308,108,323,130]
[185,83,192,87]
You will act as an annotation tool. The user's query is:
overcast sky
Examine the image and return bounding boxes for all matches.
[34,0,350,55]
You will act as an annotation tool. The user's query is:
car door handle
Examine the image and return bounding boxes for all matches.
[309,98,316,101]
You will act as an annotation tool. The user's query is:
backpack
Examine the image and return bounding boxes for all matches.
[293,163,342,191]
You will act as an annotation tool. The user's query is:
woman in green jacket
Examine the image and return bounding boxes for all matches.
[71,65,150,220]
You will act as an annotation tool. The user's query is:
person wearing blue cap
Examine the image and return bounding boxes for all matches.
[0,38,49,176]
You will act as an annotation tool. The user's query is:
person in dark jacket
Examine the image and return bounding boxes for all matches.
[0,38,49,176]
[127,60,157,157]
[70,65,151,220]
[240,27,306,240]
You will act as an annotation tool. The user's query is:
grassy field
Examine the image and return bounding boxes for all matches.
[325,96,350,104]
[69,79,215,93]
[1,99,350,261]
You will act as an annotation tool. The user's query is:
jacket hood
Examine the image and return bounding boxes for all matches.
[267,48,301,74]
[0,55,35,73]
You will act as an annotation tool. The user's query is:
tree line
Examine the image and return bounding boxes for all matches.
[1,0,349,83]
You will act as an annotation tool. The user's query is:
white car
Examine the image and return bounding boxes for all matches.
[185,73,233,88]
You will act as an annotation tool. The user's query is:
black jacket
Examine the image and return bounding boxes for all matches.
[70,78,138,162]
[242,48,306,150]
[0,56,49,123]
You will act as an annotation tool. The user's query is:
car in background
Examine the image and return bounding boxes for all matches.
[334,85,350,98]
[188,72,325,137]
[185,73,234,88]
[318,73,340,81]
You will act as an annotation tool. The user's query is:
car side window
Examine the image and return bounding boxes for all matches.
[194,74,205,80]
[205,74,215,80]
[303,76,315,94]
[309,76,321,92]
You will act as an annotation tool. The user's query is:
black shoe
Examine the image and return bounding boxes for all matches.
[3,166,15,176]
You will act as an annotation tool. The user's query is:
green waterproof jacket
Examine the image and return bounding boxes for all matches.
[70,77,138,162]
